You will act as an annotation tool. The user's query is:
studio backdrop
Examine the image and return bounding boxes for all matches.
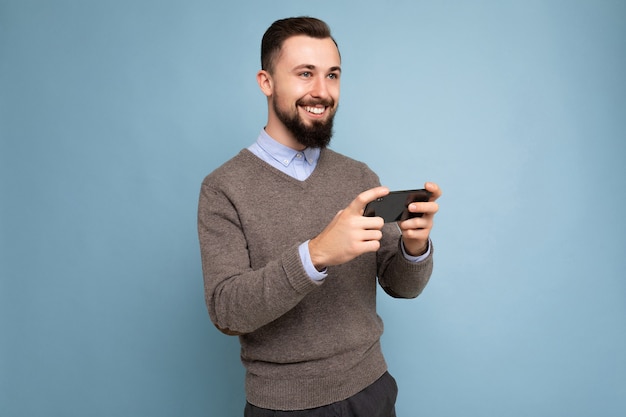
[1,1,625,416]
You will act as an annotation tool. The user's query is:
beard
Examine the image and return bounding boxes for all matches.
[273,97,337,149]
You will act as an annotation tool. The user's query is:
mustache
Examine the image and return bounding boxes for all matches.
[296,98,335,108]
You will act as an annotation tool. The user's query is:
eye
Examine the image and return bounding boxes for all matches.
[300,71,312,78]
[327,73,339,80]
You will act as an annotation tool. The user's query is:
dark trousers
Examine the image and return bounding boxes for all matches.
[244,371,398,417]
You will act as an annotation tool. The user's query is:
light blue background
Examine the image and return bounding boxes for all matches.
[1,1,625,416]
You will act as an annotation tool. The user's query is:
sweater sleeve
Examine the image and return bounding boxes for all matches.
[376,223,434,299]
[197,181,321,335]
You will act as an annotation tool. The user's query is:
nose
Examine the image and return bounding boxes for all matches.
[310,76,330,99]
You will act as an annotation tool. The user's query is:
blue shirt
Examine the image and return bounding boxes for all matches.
[248,129,320,180]
[248,129,430,281]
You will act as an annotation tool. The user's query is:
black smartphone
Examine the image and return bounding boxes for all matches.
[363,189,432,223]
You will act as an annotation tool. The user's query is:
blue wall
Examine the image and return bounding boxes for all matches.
[1,1,625,416]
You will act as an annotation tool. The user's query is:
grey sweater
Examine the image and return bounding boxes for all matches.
[197,148,433,410]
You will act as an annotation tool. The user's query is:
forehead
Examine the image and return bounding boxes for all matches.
[276,35,341,70]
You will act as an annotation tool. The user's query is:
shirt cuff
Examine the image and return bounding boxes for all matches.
[401,238,431,263]
[298,240,327,282]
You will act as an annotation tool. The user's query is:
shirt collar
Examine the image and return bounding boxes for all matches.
[256,129,320,167]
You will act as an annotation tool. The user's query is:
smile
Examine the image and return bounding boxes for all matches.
[304,106,326,115]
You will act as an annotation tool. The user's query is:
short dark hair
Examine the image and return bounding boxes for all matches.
[261,16,339,74]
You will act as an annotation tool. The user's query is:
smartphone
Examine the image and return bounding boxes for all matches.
[363,189,432,223]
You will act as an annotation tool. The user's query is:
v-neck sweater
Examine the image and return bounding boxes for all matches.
[198,147,433,410]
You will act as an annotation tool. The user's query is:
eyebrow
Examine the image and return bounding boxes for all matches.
[293,64,342,73]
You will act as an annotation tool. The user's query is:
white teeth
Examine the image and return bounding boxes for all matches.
[305,106,325,115]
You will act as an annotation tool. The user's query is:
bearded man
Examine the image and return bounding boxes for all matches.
[198,16,442,417]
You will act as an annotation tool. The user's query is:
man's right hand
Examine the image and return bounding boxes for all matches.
[308,186,390,270]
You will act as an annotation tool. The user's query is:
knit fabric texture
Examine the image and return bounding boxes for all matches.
[198,148,433,410]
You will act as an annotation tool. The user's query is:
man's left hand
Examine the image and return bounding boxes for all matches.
[398,182,442,256]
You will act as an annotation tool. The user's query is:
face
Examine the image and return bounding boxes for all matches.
[260,35,341,149]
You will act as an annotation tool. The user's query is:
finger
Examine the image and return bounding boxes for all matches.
[355,212,385,230]
[357,239,381,254]
[408,201,439,216]
[401,226,431,242]
[360,229,383,242]
[424,182,442,201]
[399,214,428,229]
[349,186,390,215]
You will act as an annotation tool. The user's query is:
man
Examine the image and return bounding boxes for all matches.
[198,17,441,417]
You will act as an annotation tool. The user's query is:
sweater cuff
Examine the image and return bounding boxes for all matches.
[401,238,431,263]
[282,245,324,294]
[298,240,328,281]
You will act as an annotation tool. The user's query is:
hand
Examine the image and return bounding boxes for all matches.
[398,182,441,256]
[309,186,390,270]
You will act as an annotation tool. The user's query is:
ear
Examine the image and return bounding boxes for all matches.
[256,70,273,97]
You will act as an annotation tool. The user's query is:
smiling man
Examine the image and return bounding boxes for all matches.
[198,17,441,417]
[258,33,340,150]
